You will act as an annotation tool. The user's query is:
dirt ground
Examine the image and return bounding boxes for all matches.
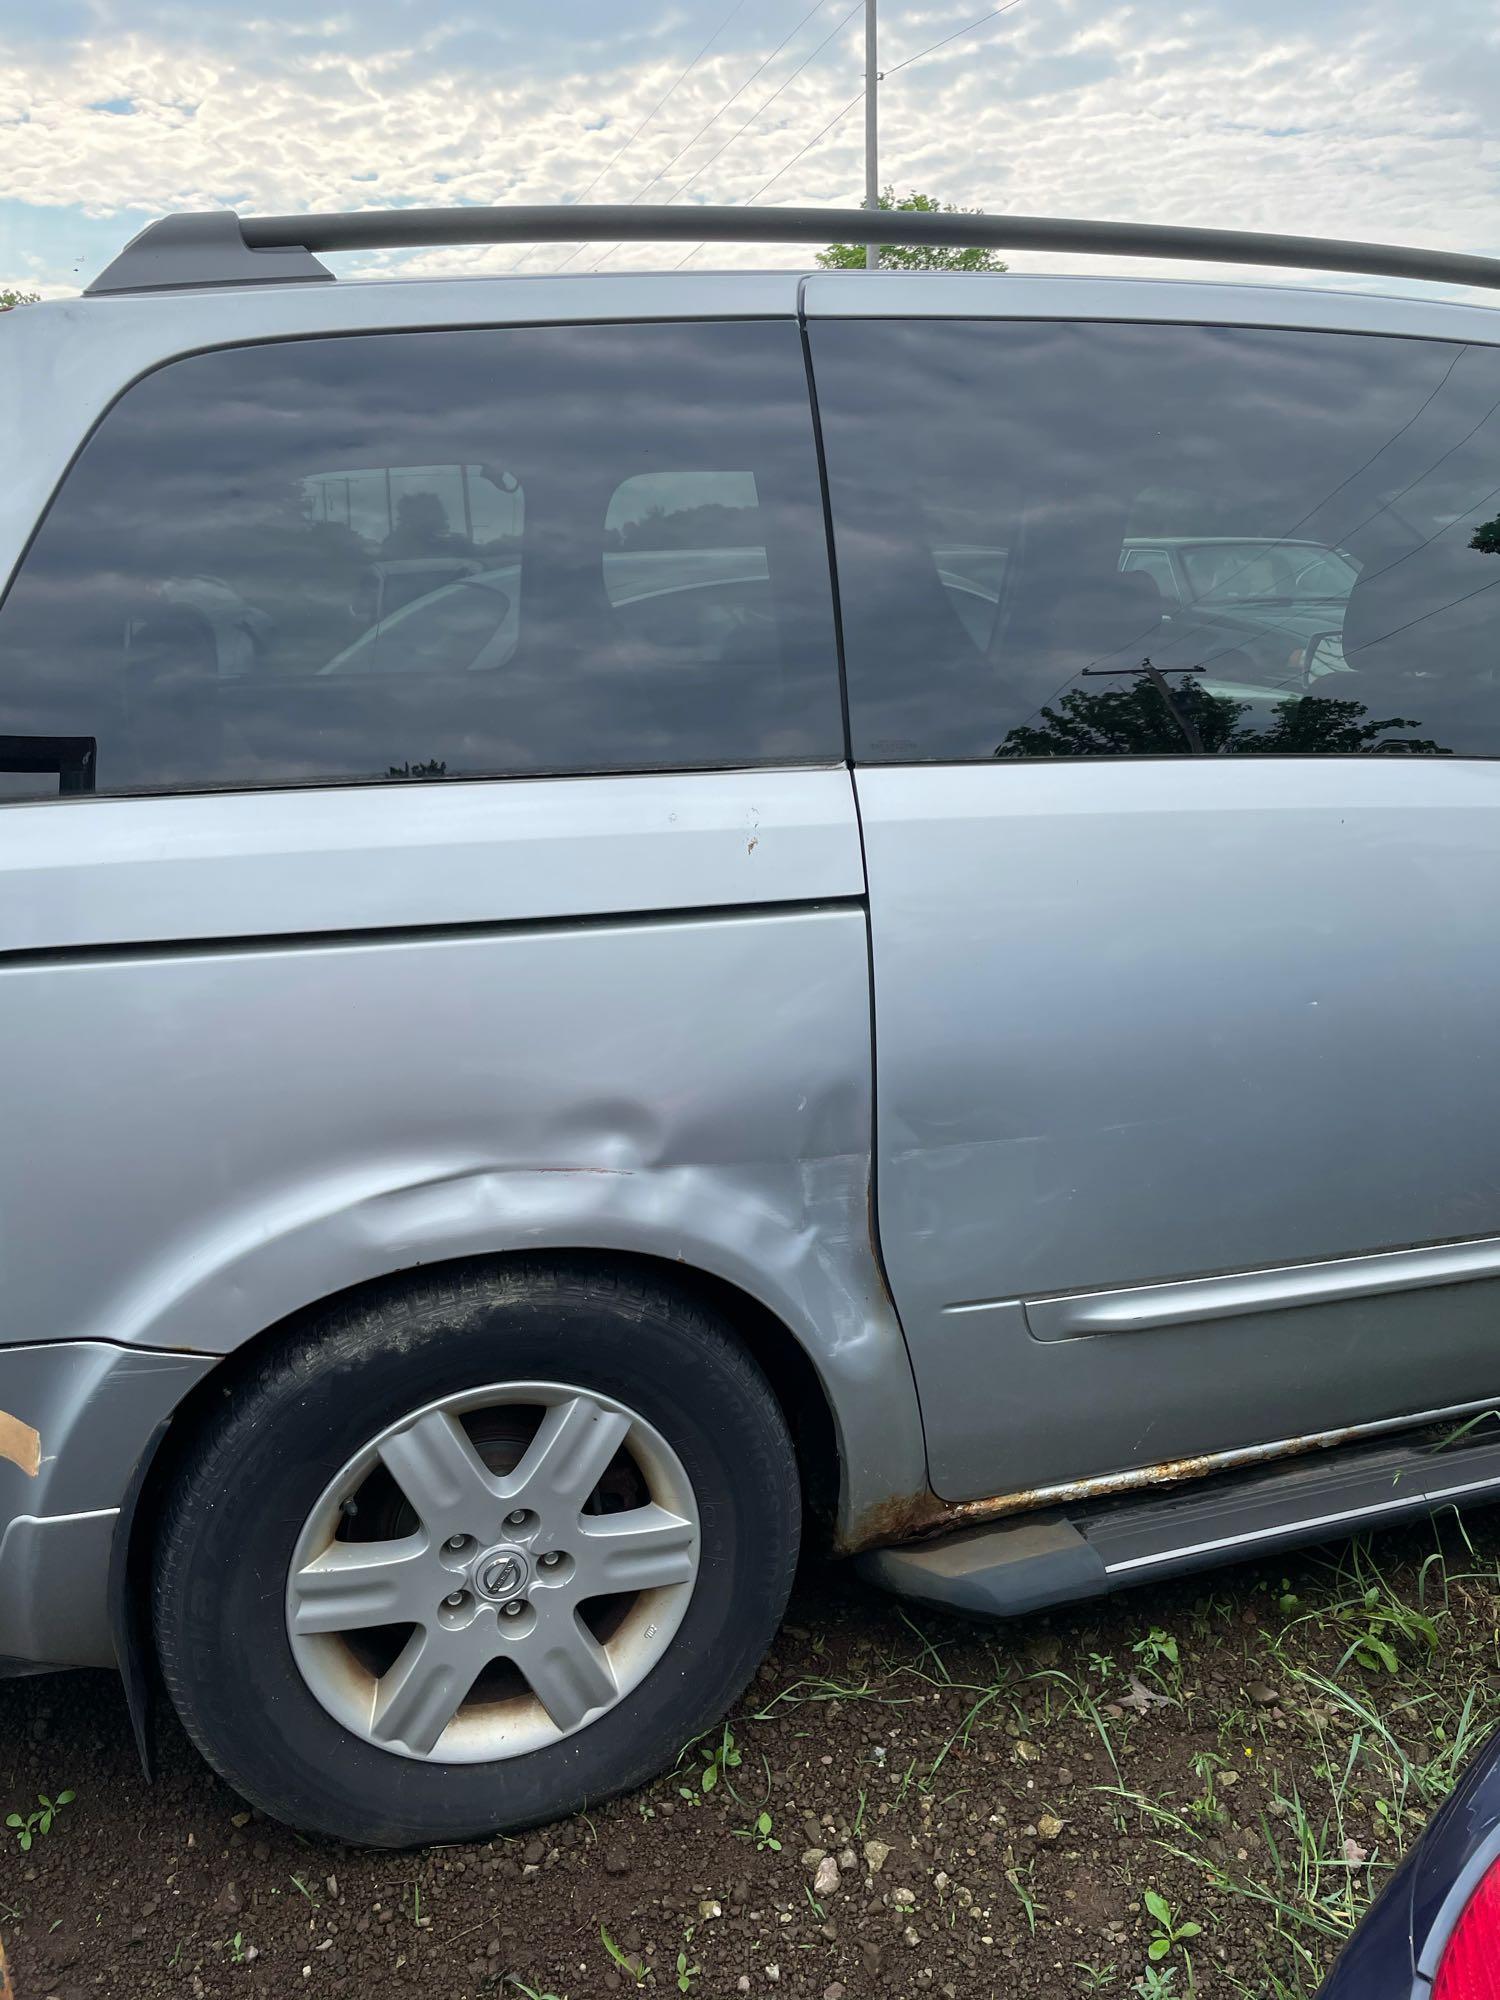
[4,1510,1500,2000]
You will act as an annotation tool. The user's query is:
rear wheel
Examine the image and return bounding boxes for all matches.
[153,1263,800,1846]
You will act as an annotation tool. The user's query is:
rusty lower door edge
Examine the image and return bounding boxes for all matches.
[840,1394,1500,1554]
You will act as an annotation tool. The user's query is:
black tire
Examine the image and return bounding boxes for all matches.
[153,1260,800,1847]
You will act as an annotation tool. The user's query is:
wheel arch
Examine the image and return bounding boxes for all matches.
[112,1245,867,1772]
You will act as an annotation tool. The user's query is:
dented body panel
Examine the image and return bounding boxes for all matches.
[0,767,927,1665]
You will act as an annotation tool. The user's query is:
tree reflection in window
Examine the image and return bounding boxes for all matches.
[997,673,1449,758]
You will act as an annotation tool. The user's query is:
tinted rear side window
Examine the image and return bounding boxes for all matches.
[0,321,842,799]
[813,318,1500,760]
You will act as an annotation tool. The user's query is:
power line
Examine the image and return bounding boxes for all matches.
[1182,367,1500,678]
[1168,343,1470,639]
[584,0,835,275]
[1356,471,1500,587]
[1343,568,1500,656]
[672,0,1023,270]
[632,0,833,207]
[674,91,865,265]
[747,90,867,204]
[664,0,865,273]
[658,0,866,214]
[514,0,750,270]
[575,0,751,192]
[883,0,1023,77]
[1321,377,1500,555]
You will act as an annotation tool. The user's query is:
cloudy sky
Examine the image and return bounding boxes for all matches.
[2,0,1499,297]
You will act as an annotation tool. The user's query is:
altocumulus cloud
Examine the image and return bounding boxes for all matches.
[1,0,1498,293]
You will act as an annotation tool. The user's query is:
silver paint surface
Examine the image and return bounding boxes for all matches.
[6,265,1500,1667]
[857,759,1500,1499]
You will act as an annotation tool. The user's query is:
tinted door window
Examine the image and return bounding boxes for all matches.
[814,319,1500,759]
[0,322,841,799]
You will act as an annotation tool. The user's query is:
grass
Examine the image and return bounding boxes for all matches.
[1104,1524,1500,1992]
[6,1504,1500,1999]
[734,1513,1500,1994]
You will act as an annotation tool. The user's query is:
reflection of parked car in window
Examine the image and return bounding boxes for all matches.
[323,567,519,675]
[322,549,771,677]
[1120,536,1358,696]
[126,575,279,681]
[934,538,1356,699]
[350,557,489,627]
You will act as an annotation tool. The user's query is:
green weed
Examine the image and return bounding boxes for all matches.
[1144,1885,1201,1966]
[5,1790,74,1852]
[600,1925,649,1986]
[733,1809,781,1852]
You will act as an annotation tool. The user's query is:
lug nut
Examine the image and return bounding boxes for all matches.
[502,1600,526,1618]
[540,1551,563,1568]
[505,1510,527,1527]
[445,1591,464,1606]
[445,1536,465,1551]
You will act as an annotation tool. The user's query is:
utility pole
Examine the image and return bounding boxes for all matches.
[864,0,879,270]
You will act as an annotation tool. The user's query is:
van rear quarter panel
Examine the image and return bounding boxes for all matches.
[0,770,925,1549]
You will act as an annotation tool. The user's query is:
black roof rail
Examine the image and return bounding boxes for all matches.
[83,204,1500,299]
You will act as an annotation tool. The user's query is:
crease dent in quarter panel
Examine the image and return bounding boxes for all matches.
[8,920,925,1539]
[92,1141,867,1350]
[106,1146,920,1539]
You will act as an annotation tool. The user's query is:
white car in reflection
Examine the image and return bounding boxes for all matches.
[320,548,771,676]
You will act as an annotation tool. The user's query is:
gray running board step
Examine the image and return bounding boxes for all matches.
[857,1428,1500,1619]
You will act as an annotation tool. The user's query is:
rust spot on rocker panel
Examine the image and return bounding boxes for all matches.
[839,1424,1368,1555]
[0,1409,40,1478]
[839,1488,954,1553]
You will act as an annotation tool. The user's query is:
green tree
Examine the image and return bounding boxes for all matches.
[997,675,1446,758]
[0,288,39,311]
[818,188,1007,272]
[998,676,1244,758]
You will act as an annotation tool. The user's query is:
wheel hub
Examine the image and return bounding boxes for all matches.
[471,1544,530,1603]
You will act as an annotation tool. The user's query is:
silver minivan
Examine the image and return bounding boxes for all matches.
[7,206,1500,1846]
